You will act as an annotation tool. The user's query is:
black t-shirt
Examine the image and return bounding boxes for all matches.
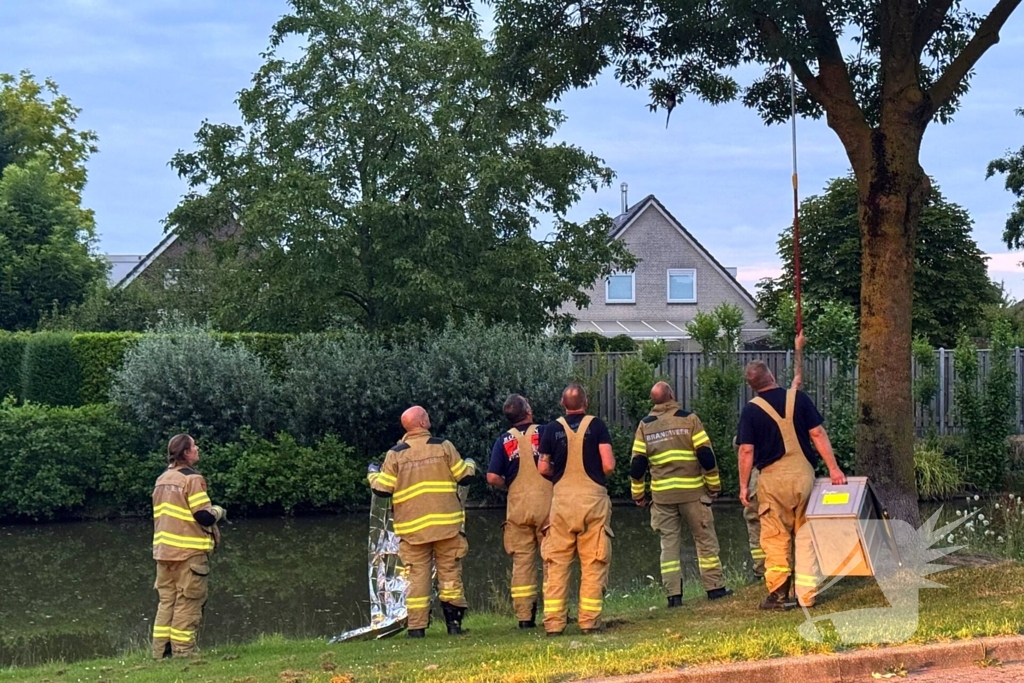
[487,422,544,488]
[737,388,824,470]
[538,414,612,486]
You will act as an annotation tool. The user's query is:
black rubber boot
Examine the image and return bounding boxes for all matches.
[667,594,683,608]
[407,628,426,638]
[707,587,733,601]
[441,601,466,636]
[519,601,537,629]
[759,578,792,611]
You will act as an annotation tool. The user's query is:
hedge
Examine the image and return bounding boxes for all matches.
[0,332,28,400]
[3,331,293,407]
[0,401,368,519]
[562,331,637,353]
[20,332,81,406]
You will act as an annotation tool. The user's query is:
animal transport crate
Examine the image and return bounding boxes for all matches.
[805,476,897,577]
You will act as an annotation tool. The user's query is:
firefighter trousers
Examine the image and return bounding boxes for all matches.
[651,498,723,595]
[541,494,612,633]
[503,521,544,621]
[152,555,209,658]
[744,468,766,577]
[399,534,469,630]
[758,462,819,605]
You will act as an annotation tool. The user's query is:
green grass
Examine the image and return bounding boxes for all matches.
[4,564,1023,683]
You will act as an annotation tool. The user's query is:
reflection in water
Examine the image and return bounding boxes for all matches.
[0,504,755,665]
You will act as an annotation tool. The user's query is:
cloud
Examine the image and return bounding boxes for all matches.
[985,252,1024,273]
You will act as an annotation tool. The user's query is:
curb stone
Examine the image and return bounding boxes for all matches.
[591,636,1024,683]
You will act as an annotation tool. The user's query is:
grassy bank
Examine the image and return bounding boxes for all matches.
[3,563,1023,683]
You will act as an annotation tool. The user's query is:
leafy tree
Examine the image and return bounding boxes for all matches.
[165,0,635,334]
[757,176,1000,347]
[0,155,107,330]
[616,340,669,424]
[0,72,98,199]
[989,107,1024,248]
[467,0,1024,521]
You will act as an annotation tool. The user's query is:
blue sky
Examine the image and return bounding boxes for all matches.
[3,0,1023,298]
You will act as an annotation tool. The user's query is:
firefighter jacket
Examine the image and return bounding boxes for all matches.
[630,401,721,505]
[152,465,217,561]
[368,428,476,545]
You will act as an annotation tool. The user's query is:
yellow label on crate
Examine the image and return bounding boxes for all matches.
[822,492,850,505]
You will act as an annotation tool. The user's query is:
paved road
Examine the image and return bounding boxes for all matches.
[891,661,1024,681]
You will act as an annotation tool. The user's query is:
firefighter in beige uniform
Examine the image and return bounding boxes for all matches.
[152,434,226,659]
[737,361,846,609]
[631,382,732,605]
[368,406,476,637]
[538,383,616,636]
[486,394,551,628]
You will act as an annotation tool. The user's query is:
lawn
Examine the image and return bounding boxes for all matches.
[3,562,1023,683]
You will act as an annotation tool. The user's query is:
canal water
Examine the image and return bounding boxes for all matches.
[0,504,759,665]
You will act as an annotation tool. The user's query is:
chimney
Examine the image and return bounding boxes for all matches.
[620,182,629,214]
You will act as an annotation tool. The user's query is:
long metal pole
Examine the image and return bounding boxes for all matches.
[791,68,803,335]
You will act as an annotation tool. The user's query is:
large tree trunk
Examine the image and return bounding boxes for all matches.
[852,127,927,526]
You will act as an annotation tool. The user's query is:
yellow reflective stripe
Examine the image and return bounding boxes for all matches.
[630,480,646,495]
[767,566,792,574]
[393,511,464,536]
[510,585,538,597]
[391,480,458,504]
[188,491,211,507]
[153,531,214,551]
[374,472,397,487]
[650,476,705,491]
[648,449,696,465]
[153,503,194,522]
[579,597,603,612]
[632,439,647,454]
[450,460,468,479]
[544,599,565,611]
[367,472,379,484]
[750,548,767,559]
[795,574,819,588]
[166,627,195,643]
[406,596,430,608]
[698,556,721,569]
[660,560,681,572]
[439,589,463,600]
[692,431,710,446]
[152,625,171,636]
[704,474,721,486]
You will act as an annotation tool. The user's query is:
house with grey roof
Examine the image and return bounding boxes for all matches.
[562,187,770,346]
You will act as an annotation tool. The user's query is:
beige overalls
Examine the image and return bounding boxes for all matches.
[751,389,820,605]
[541,415,613,633]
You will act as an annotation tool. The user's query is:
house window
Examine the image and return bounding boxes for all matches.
[667,269,696,303]
[606,272,635,303]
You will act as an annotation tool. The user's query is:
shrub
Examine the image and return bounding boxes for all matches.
[112,321,282,443]
[0,399,146,519]
[20,332,81,406]
[954,321,1017,490]
[71,332,141,404]
[913,335,939,432]
[616,340,668,424]
[913,443,963,499]
[200,431,363,513]
[218,333,293,377]
[564,332,636,353]
[0,331,28,400]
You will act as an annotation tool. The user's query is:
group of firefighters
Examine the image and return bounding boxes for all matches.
[148,333,849,656]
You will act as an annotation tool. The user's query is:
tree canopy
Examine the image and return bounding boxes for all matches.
[757,176,1000,347]
[0,73,105,331]
[989,107,1024,250]
[165,0,635,333]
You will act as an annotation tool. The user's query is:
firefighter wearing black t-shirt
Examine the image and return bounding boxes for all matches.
[486,394,550,629]
[737,358,847,610]
[538,383,615,636]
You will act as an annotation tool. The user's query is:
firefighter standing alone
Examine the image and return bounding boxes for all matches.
[368,406,477,637]
[486,394,551,629]
[630,382,732,605]
[151,434,225,659]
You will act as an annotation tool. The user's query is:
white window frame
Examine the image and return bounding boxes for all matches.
[666,268,697,303]
[605,271,635,304]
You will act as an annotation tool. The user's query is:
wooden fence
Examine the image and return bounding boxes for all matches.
[574,349,1024,434]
